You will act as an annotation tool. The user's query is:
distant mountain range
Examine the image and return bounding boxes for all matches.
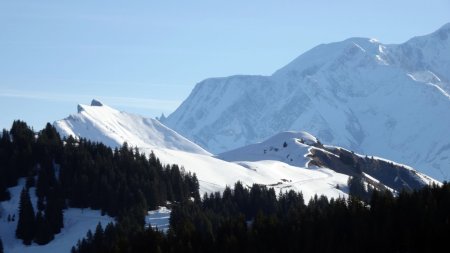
[164,23,450,181]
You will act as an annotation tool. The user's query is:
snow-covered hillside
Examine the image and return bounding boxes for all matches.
[54,99,210,155]
[54,102,438,201]
[164,23,450,181]
[0,179,113,253]
[54,101,352,200]
[219,131,439,193]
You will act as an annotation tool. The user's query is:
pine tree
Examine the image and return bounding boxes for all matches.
[10,120,35,178]
[25,173,35,188]
[45,187,64,234]
[0,178,10,201]
[93,222,104,248]
[16,187,36,245]
[34,211,54,245]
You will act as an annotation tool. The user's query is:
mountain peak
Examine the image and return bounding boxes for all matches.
[55,102,211,155]
[91,99,104,106]
[437,22,450,31]
[435,22,450,39]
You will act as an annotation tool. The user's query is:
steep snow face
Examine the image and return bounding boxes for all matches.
[54,100,210,155]
[388,23,450,93]
[165,23,450,181]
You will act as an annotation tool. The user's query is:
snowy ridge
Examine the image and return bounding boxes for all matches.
[54,102,353,200]
[54,100,438,202]
[165,23,450,181]
[54,99,210,155]
[219,131,438,192]
[219,131,317,166]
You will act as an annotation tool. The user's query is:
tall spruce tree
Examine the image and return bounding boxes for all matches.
[16,187,36,245]
[10,120,35,178]
[0,129,14,191]
[0,178,10,201]
[45,187,64,234]
[34,211,54,245]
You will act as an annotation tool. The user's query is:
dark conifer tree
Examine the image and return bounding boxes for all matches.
[0,178,10,201]
[25,173,35,188]
[10,120,35,178]
[34,211,54,245]
[45,186,64,234]
[36,157,57,199]
[16,187,36,245]
[35,123,63,165]
[0,129,14,189]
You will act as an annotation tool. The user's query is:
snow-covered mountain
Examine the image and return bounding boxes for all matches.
[54,99,210,155]
[54,100,352,199]
[219,131,439,193]
[164,23,450,181]
[54,101,438,199]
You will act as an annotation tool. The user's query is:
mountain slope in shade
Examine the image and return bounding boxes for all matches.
[165,23,450,181]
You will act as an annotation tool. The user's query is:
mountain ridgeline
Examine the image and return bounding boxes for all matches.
[164,23,450,181]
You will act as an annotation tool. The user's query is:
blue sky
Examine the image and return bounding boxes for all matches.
[1,0,449,130]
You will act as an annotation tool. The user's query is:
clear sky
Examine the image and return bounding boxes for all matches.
[1,0,449,131]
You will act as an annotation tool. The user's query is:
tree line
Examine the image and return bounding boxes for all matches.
[72,181,450,253]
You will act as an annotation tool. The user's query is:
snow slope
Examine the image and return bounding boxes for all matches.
[54,99,210,155]
[54,101,350,200]
[54,102,438,201]
[0,179,114,253]
[219,131,439,192]
[164,23,450,181]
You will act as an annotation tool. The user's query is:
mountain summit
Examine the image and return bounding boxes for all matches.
[55,100,210,155]
[164,23,450,181]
